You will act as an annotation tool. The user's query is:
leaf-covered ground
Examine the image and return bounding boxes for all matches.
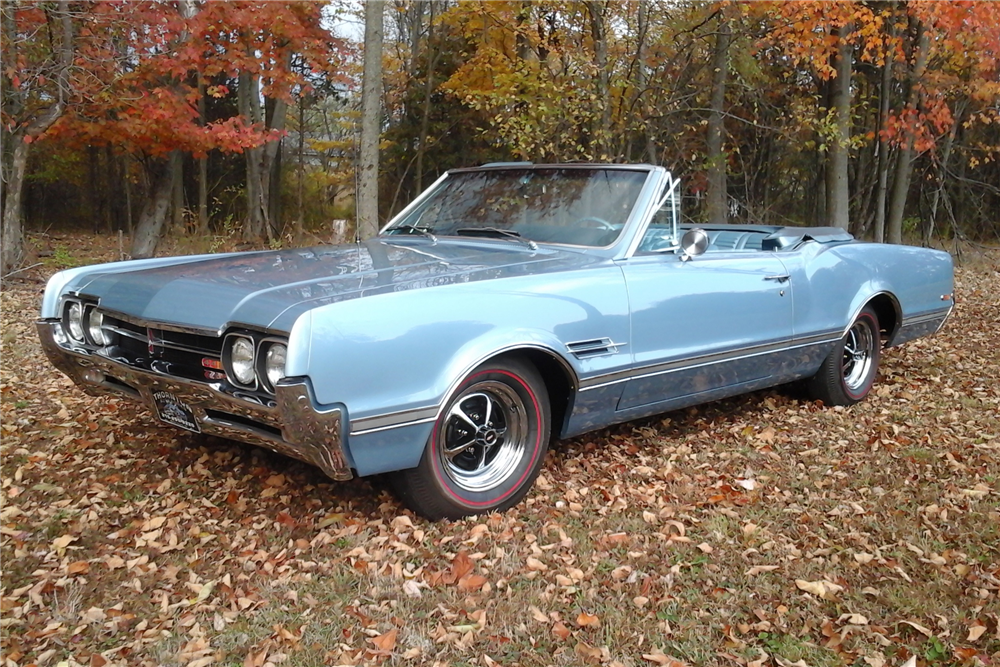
[2,235,998,667]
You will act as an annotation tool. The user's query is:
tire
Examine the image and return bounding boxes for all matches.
[390,357,550,520]
[807,306,881,406]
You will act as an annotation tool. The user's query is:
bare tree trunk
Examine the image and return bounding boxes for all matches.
[414,1,438,194]
[636,0,658,164]
[926,102,962,244]
[357,0,385,241]
[706,11,730,226]
[131,154,180,259]
[239,70,267,240]
[262,93,288,240]
[123,154,133,234]
[585,1,611,159]
[171,152,184,234]
[887,24,929,245]
[825,23,852,231]
[1,137,30,276]
[873,26,895,243]
[297,93,306,227]
[197,80,208,235]
[1,0,72,276]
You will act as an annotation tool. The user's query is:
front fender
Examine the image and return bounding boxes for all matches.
[285,268,630,433]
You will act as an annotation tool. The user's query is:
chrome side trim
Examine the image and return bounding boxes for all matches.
[902,309,952,327]
[579,336,839,392]
[348,343,581,437]
[350,405,440,435]
[886,305,953,347]
[934,303,955,333]
[351,416,437,437]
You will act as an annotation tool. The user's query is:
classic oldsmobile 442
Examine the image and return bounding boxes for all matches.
[38,163,954,519]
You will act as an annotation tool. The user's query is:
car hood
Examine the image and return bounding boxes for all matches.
[71,238,603,332]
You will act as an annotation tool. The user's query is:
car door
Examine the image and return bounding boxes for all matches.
[616,248,793,412]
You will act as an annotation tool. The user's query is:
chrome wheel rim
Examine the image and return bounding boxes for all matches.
[842,319,875,391]
[439,381,527,492]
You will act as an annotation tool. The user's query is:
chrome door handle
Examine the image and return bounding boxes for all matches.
[764,275,790,283]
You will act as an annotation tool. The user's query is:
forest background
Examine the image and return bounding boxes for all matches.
[2,0,999,277]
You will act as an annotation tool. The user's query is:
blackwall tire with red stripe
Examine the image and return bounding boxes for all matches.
[390,357,550,520]
[806,306,881,406]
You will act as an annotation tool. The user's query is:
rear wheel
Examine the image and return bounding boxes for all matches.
[807,306,881,406]
[390,357,550,520]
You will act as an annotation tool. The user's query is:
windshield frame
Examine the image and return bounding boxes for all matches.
[379,164,663,252]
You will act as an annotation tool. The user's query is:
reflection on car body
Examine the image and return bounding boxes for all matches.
[38,163,954,519]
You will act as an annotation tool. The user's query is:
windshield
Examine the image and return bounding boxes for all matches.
[384,167,649,247]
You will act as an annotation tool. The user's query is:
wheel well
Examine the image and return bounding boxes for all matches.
[866,293,900,343]
[502,348,574,441]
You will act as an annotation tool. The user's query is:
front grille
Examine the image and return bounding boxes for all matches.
[104,316,223,383]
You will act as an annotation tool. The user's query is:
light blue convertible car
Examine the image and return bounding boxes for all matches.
[38,164,954,519]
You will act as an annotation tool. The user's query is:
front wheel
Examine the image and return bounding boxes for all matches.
[390,357,550,520]
[807,306,881,406]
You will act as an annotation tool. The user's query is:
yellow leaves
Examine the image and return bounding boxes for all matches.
[141,515,166,531]
[457,573,488,592]
[795,579,845,600]
[552,621,572,641]
[745,565,780,576]
[51,533,76,554]
[574,640,604,664]
[576,612,600,628]
[525,556,547,572]
[838,613,869,626]
[899,620,933,637]
[448,549,474,582]
[369,627,397,653]
[66,560,89,576]
[967,623,987,642]
[191,580,216,605]
[642,648,688,666]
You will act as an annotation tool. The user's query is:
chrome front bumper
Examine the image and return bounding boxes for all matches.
[37,320,353,480]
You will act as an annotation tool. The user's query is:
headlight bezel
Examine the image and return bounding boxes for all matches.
[224,334,257,388]
[64,300,86,343]
[84,307,114,346]
[259,341,287,393]
[223,333,290,394]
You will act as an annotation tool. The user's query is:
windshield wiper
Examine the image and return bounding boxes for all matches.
[455,227,537,250]
[388,224,437,241]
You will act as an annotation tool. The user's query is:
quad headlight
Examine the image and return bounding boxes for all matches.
[86,309,110,346]
[221,334,290,393]
[229,336,256,386]
[67,302,85,342]
[263,343,286,390]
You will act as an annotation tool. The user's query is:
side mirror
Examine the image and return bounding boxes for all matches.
[678,228,709,261]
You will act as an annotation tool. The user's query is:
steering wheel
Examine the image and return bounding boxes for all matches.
[575,216,615,231]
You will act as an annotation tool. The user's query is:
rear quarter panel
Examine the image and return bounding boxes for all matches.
[783,241,953,340]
